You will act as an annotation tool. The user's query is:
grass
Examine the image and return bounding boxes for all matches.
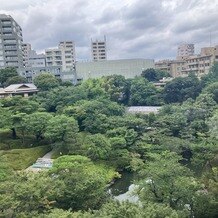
[0,146,51,170]
[0,130,50,150]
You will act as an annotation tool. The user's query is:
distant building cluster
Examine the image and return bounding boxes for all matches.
[0,14,217,84]
[155,43,218,78]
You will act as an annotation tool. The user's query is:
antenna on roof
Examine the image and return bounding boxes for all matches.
[210,31,212,46]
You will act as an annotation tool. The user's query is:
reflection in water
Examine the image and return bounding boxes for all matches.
[109,171,139,202]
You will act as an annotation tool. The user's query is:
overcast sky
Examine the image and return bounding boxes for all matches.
[0,0,218,61]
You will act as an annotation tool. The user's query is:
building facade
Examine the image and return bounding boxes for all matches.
[91,37,107,61]
[45,41,75,71]
[177,44,195,60]
[76,59,154,81]
[22,43,31,67]
[156,45,218,78]
[0,14,24,69]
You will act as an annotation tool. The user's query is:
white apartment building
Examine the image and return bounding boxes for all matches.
[177,44,195,60]
[91,37,107,61]
[45,41,75,71]
[22,43,31,67]
[0,14,24,69]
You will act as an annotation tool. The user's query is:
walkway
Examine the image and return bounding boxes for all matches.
[26,150,53,172]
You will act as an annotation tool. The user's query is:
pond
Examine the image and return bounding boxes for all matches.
[108,171,139,202]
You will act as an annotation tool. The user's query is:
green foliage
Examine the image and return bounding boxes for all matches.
[135,151,200,212]
[141,68,170,82]
[0,146,50,170]
[49,155,116,210]
[82,134,112,160]
[5,75,27,86]
[24,112,53,141]
[45,115,79,144]
[0,67,17,86]
[129,77,161,106]
[163,74,201,103]
[33,73,60,91]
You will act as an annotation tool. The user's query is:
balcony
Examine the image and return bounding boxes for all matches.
[2,21,12,25]
[4,51,17,55]
[2,28,12,32]
[4,45,17,50]
[5,56,18,60]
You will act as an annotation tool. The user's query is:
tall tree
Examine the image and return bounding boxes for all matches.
[33,73,60,91]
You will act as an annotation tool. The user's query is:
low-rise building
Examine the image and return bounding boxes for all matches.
[76,58,154,81]
[0,83,38,98]
[17,66,76,83]
[155,45,218,78]
[127,106,161,114]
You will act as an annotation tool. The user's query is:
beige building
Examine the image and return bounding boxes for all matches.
[45,41,75,71]
[156,45,218,78]
[91,37,107,61]
[155,60,172,74]
[177,43,195,60]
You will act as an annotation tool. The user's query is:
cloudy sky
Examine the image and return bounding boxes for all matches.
[0,0,218,61]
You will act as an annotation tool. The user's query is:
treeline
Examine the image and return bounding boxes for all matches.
[0,64,218,217]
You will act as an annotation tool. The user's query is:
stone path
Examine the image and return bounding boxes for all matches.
[26,150,53,172]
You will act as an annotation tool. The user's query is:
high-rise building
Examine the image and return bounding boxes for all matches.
[177,43,195,60]
[22,43,31,67]
[45,41,75,71]
[0,14,24,69]
[91,36,107,61]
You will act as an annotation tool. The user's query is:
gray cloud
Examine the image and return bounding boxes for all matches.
[0,0,217,60]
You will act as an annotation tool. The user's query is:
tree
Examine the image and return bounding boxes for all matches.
[134,151,200,214]
[33,73,60,91]
[49,155,113,210]
[102,75,131,104]
[82,134,112,160]
[0,67,17,86]
[5,75,27,86]
[45,115,79,147]
[129,77,160,106]
[142,68,170,82]
[24,112,53,141]
[163,74,201,103]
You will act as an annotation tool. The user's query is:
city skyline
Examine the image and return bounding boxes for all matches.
[0,0,217,61]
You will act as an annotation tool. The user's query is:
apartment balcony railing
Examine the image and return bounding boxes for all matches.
[2,21,12,25]
[2,28,12,32]
[4,45,17,49]
[5,57,18,61]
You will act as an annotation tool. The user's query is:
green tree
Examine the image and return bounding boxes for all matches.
[83,134,112,160]
[33,73,60,91]
[5,75,27,86]
[135,151,200,214]
[0,67,17,86]
[129,77,160,106]
[45,115,79,150]
[49,155,112,210]
[24,112,53,141]
[163,74,201,103]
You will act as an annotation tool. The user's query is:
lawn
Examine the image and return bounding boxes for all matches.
[0,146,51,170]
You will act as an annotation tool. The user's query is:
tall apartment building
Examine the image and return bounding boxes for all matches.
[22,43,31,67]
[91,37,107,61]
[0,14,24,69]
[45,41,75,71]
[177,44,195,60]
